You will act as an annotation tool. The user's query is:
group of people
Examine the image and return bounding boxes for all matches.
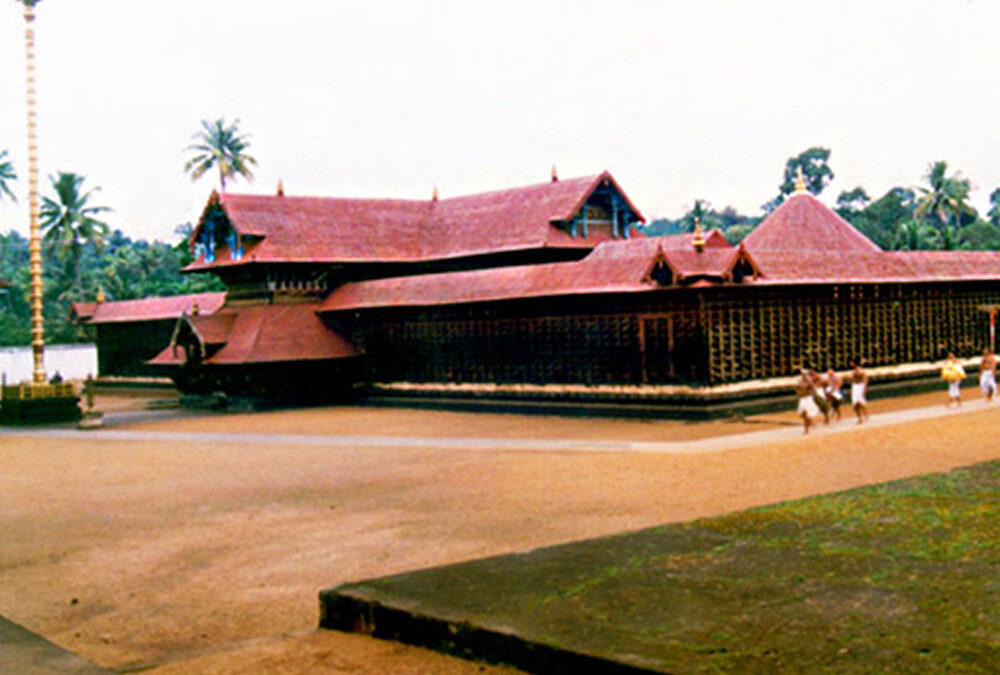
[795,350,999,434]
[941,350,997,407]
[795,361,869,434]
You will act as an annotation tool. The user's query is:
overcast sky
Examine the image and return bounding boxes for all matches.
[1,0,998,241]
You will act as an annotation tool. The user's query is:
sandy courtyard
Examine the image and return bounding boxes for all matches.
[2,388,999,673]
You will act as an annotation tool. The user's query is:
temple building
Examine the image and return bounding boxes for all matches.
[78,170,1000,408]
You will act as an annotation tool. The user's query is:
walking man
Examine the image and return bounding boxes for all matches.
[980,350,996,403]
[796,369,821,434]
[942,352,966,407]
[825,368,844,422]
[849,361,868,424]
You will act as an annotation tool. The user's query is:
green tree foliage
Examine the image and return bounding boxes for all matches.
[987,188,1000,227]
[0,224,223,346]
[834,187,870,219]
[184,117,257,192]
[779,147,835,197]
[914,161,975,250]
[0,149,16,206]
[39,172,111,301]
[641,202,760,242]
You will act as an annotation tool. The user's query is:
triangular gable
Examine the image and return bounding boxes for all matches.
[643,246,677,286]
[559,171,645,239]
[743,192,880,254]
[730,243,761,282]
[190,191,257,264]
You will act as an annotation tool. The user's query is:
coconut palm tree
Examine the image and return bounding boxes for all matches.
[184,117,257,192]
[914,161,973,250]
[0,150,16,205]
[39,172,110,301]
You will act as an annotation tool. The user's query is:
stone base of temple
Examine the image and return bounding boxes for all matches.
[366,360,972,420]
[0,383,82,425]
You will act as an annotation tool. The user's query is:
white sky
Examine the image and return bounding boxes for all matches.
[1,0,998,242]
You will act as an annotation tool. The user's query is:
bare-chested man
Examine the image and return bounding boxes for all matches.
[825,368,844,421]
[796,369,821,434]
[849,361,868,424]
[980,350,996,402]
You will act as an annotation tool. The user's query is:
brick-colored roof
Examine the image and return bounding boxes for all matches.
[149,302,357,366]
[68,302,98,323]
[654,229,730,250]
[206,303,357,364]
[319,236,744,312]
[185,172,645,270]
[743,192,881,254]
[88,292,227,324]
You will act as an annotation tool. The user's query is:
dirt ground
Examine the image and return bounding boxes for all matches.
[2,386,999,674]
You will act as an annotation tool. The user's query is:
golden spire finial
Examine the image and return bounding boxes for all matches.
[276,179,284,196]
[793,166,808,194]
[432,185,439,202]
[96,285,105,304]
[551,165,558,183]
[692,217,706,253]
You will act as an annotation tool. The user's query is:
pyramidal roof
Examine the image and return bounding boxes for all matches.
[742,191,881,254]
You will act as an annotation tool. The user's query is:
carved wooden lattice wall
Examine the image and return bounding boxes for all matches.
[357,283,1000,387]
[703,285,1000,383]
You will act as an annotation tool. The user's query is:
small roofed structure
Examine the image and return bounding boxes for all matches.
[80,292,226,378]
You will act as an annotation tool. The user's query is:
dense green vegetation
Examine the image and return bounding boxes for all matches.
[642,147,1000,251]
[0,225,223,346]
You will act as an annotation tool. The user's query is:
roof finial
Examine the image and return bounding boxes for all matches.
[96,285,105,304]
[793,166,808,194]
[277,179,285,197]
[692,217,706,253]
[191,301,200,316]
[551,165,558,183]
[432,185,439,202]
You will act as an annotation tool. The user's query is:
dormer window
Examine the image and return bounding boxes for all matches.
[731,249,759,284]
[195,204,242,263]
[649,259,674,286]
[564,178,639,239]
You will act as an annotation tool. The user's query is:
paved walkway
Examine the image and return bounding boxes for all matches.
[2,399,994,455]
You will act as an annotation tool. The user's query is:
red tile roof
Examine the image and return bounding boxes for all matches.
[206,303,357,364]
[149,302,358,367]
[185,172,645,270]
[68,302,98,323]
[88,292,227,324]
[743,192,881,254]
[319,236,745,312]
[654,229,730,250]
[187,312,237,345]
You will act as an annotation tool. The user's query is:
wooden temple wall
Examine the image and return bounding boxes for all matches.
[703,284,1000,383]
[356,282,1000,388]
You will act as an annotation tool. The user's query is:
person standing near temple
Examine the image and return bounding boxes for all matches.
[849,361,869,424]
[941,352,966,407]
[979,350,996,402]
[825,368,844,421]
[796,369,821,434]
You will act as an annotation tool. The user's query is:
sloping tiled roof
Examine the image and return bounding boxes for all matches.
[187,312,237,345]
[68,302,98,323]
[206,303,357,364]
[654,229,730,250]
[184,172,645,270]
[149,302,358,366]
[743,192,881,254]
[88,292,227,324]
[319,235,744,312]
